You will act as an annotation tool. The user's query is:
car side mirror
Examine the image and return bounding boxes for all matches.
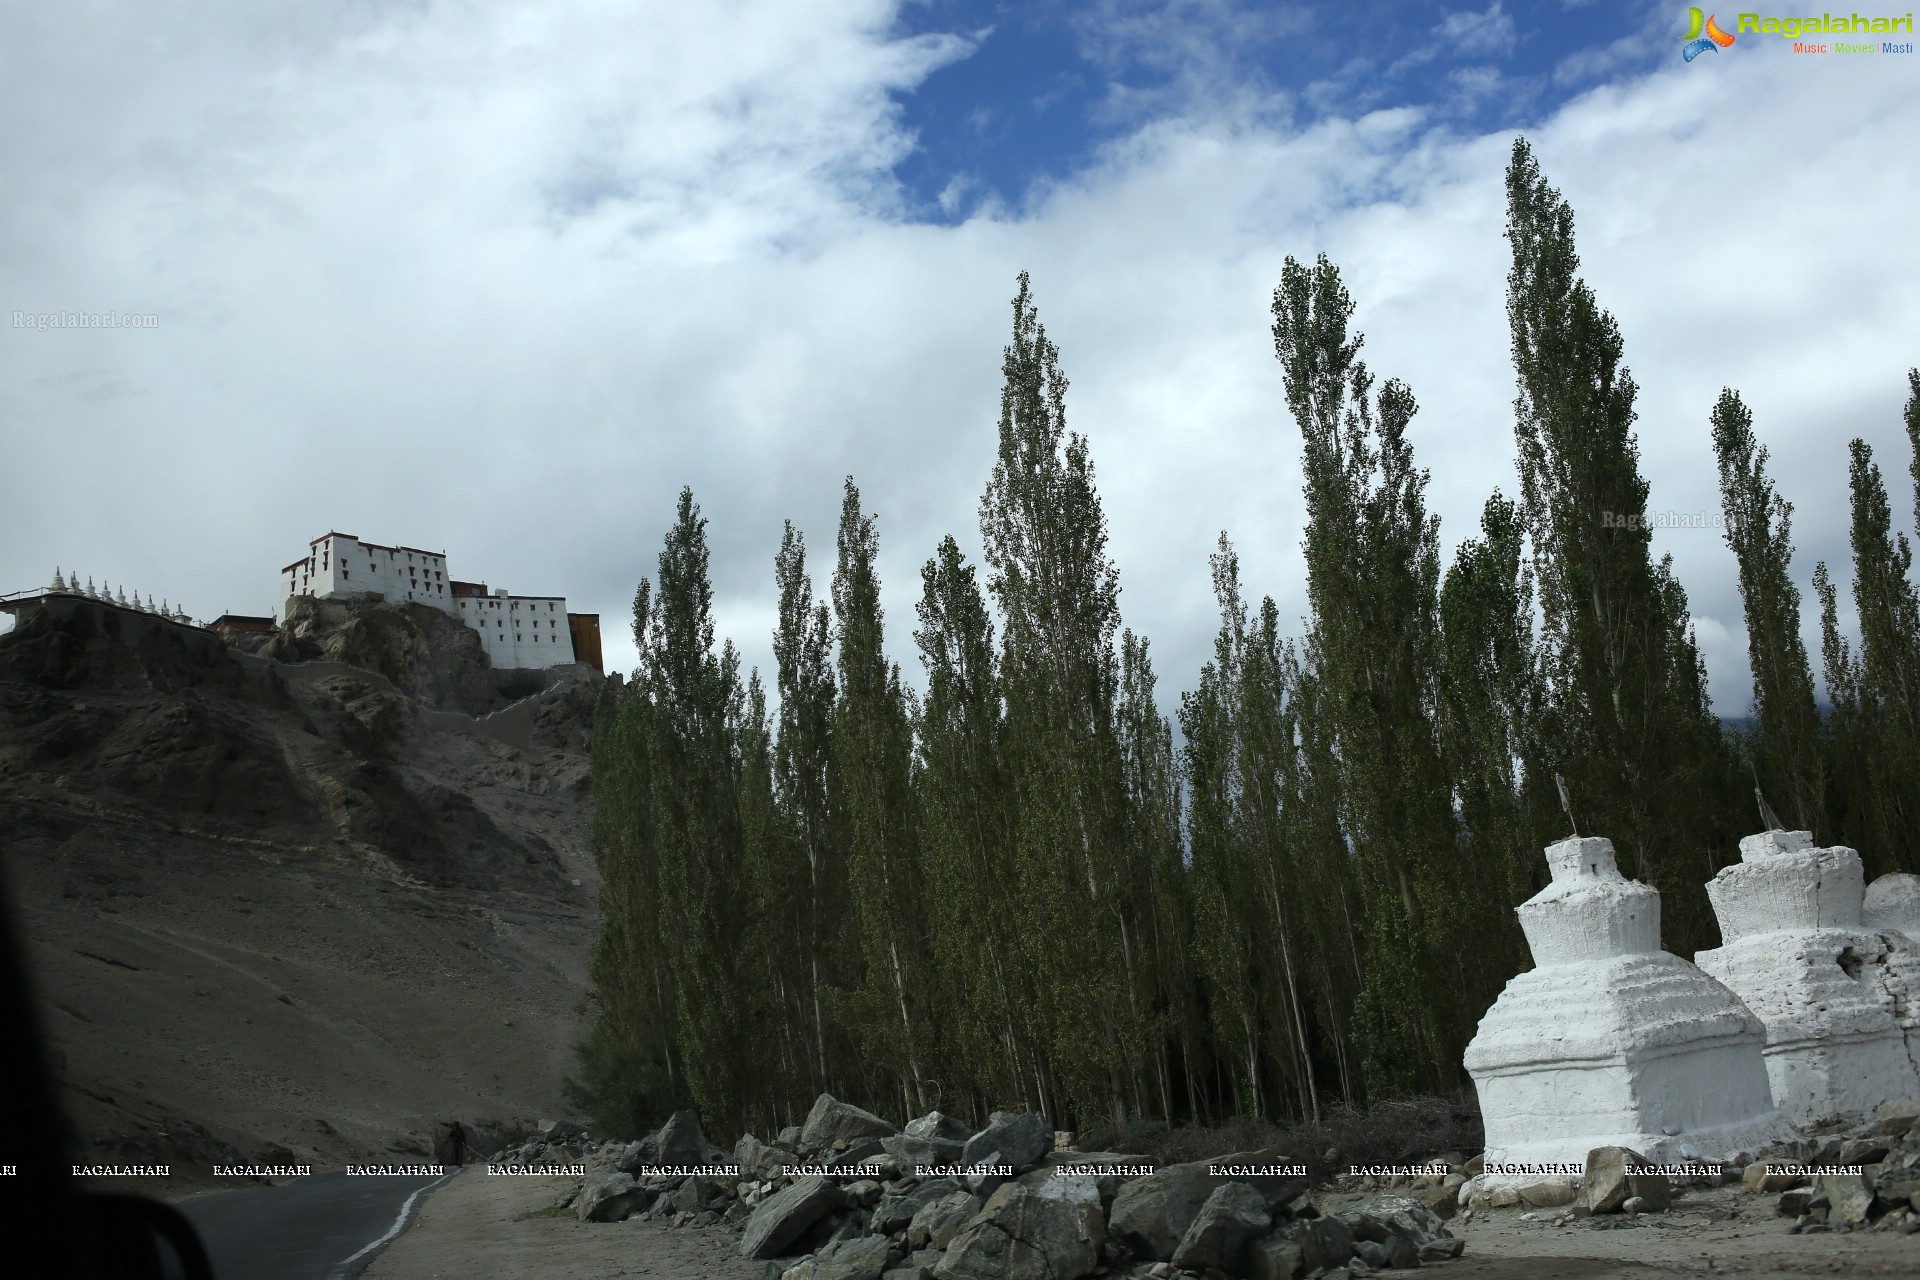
[77,1194,217,1280]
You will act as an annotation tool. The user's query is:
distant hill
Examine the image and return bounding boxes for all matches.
[0,595,603,1191]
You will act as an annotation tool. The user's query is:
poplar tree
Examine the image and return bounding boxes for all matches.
[1182,538,1346,1121]
[1180,555,1262,1119]
[573,649,683,1135]
[914,534,1034,1116]
[1822,439,1920,872]
[737,668,803,1131]
[1270,252,1454,1096]
[1115,628,1191,1124]
[641,488,752,1131]
[831,478,931,1115]
[1436,492,1551,1018]
[772,523,840,1094]
[1905,370,1920,538]
[1504,137,1734,948]
[979,272,1143,1129]
[1709,389,1826,835]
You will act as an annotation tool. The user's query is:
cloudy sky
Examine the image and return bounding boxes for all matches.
[3,0,1917,721]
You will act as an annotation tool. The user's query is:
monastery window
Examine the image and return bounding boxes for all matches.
[342,570,350,580]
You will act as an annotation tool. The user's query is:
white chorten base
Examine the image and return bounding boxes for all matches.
[1864,874,1920,1072]
[1467,951,1796,1181]
[1696,928,1920,1127]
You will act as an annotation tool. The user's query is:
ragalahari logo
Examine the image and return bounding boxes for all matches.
[1683,7,1738,58]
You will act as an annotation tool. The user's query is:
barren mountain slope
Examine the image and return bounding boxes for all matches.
[0,598,605,1188]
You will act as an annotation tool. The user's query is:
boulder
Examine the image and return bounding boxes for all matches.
[1342,1195,1452,1249]
[1107,1162,1217,1261]
[576,1171,648,1223]
[1743,1159,1809,1194]
[783,1235,896,1280]
[1201,1147,1310,1212]
[1279,1214,1353,1274]
[1169,1183,1271,1272]
[1342,1218,1418,1269]
[1578,1147,1661,1216]
[802,1095,899,1150]
[736,1133,774,1171]
[542,1119,587,1142]
[657,1109,725,1165]
[905,1112,971,1143]
[1820,1170,1876,1225]
[1876,1099,1920,1137]
[932,1181,1102,1280]
[960,1153,1007,1199]
[1407,1180,1459,1219]
[1243,1234,1305,1280]
[1015,1154,1137,1210]
[741,1177,846,1260]
[1106,1148,1304,1261]
[883,1135,966,1172]
[668,1175,715,1215]
[825,1137,891,1168]
[873,1179,961,1235]
[908,1191,983,1251]
[960,1112,1053,1173]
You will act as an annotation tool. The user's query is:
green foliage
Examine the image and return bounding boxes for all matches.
[1271,252,1456,1093]
[1503,137,1738,952]
[573,183,1920,1144]
[1818,432,1920,874]
[563,1016,676,1140]
[1710,388,1826,836]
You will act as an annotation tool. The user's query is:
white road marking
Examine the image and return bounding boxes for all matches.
[328,1169,459,1279]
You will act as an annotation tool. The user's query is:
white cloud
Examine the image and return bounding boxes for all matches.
[1436,3,1518,58]
[2,3,1916,730]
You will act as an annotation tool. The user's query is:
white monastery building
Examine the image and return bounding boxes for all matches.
[277,531,601,672]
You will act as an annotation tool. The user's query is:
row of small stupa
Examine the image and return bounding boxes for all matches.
[1466,822,1920,1181]
[46,567,191,624]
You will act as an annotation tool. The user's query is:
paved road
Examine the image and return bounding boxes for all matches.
[178,1169,456,1280]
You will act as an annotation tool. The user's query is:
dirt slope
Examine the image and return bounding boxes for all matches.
[0,598,606,1189]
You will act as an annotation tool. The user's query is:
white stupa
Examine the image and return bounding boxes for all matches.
[1863,871,1920,1086]
[1865,873,1920,940]
[1465,835,1794,1180]
[1694,831,1920,1127]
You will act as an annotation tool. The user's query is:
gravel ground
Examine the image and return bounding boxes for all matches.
[363,1175,1920,1280]
[1413,1183,1920,1278]
[361,1166,767,1280]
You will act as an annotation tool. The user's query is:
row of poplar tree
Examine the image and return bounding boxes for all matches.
[572,138,1920,1143]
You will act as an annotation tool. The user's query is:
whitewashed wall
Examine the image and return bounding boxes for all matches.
[456,591,577,669]
[276,533,452,622]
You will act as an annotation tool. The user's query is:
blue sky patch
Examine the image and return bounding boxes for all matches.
[885,0,1669,222]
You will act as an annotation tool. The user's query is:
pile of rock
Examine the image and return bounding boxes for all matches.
[1451,1096,1920,1242]
[1742,1098,1920,1234]
[490,1118,597,1168]
[1331,1154,1475,1221]
[552,1094,1466,1279]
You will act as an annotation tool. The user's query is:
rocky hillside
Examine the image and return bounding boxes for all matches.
[0,596,604,1187]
